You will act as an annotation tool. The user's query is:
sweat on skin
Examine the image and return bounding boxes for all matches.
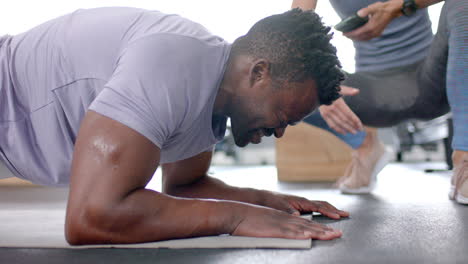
[0,7,349,245]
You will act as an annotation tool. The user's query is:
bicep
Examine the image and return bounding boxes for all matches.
[68,110,161,209]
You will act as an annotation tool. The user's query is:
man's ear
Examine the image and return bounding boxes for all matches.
[250,59,270,86]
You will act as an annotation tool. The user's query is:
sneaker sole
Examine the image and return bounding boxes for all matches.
[449,185,468,205]
[449,185,455,200]
[340,148,392,194]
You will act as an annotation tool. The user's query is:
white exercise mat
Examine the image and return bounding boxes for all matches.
[0,186,312,249]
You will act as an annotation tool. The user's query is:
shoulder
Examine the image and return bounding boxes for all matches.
[114,33,230,93]
[123,33,229,64]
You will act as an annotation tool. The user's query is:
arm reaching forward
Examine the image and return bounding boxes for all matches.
[65,111,344,245]
[163,147,349,230]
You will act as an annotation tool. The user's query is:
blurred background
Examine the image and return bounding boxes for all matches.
[0,0,448,168]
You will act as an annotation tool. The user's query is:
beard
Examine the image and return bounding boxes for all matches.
[229,96,267,147]
[231,119,266,147]
[231,120,251,147]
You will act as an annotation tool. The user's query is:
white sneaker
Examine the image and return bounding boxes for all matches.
[336,141,391,194]
[448,152,468,205]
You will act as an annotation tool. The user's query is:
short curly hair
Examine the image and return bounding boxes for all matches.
[231,8,344,105]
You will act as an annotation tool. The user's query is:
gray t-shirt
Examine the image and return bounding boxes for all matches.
[0,7,230,186]
[329,0,433,72]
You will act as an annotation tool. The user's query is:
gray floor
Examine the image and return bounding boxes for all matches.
[1,162,467,264]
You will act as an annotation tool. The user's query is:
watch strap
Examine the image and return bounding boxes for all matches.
[401,0,418,16]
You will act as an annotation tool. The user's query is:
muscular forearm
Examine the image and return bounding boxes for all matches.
[163,174,268,206]
[65,188,242,245]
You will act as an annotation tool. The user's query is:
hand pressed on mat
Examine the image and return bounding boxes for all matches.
[258,190,349,220]
[67,112,348,245]
[231,204,342,241]
[163,149,348,241]
[229,191,348,240]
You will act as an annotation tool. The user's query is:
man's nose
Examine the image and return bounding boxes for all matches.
[274,127,286,138]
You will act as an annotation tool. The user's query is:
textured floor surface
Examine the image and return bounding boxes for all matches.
[1,162,467,264]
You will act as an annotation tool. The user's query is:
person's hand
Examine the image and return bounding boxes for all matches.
[319,85,363,134]
[231,204,343,240]
[259,190,350,220]
[344,0,402,41]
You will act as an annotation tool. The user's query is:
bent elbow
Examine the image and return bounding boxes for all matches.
[65,220,86,246]
[64,204,114,246]
[64,211,90,245]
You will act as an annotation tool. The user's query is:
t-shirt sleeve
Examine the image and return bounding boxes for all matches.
[89,35,188,148]
[203,145,215,153]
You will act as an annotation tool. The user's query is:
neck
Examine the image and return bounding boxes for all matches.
[213,54,250,117]
[213,78,232,117]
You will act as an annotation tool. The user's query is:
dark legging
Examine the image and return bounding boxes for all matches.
[305,0,468,151]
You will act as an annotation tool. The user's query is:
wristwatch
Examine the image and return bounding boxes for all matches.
[401,0,419,16]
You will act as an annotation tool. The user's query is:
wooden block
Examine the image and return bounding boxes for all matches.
[0,161,39,187]
[276,122,352,182]
[0,177,38,187]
